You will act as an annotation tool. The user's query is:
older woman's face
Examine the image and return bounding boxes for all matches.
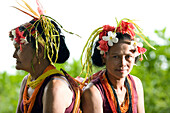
[13,43,36,72]
[105,40,136,79]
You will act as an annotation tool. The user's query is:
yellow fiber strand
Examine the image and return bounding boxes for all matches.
[16,0,29,11]
[37,36,45,46]
[80,28,102,78]
[115,18,156,50]
[131,22,143,33]
[21,0,40,18]
[11,6,38,19]
[55,33,60,63]
[72,88,80,113]
[136,32,156,50]
[38,17,59,64]
[47,49,53,64]
[35,28,39,56]
[80,27,102,65]
[44,15,81,38]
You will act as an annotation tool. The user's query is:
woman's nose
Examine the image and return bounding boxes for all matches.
[13,50,17,58]
[120,57,126,67]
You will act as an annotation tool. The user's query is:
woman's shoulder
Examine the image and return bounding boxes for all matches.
[84,83,96,91]
[81,82,103,112]
[129,75,143,86]
[43,74,73,108]
[83,82,102,101]
[45,74,72,92]
[21,74,29,87]
[45,74,74,99]
[129,75,144,95]
[42,75,74,112]
[83,70,105,98]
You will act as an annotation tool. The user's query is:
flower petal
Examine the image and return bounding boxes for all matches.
[108,40,113,46]
[108,31,113,36]
[112,38,118,43]
[100,51,104,55]
[97,46,101,50]
[138,42,143,47]
[102,36,109,41]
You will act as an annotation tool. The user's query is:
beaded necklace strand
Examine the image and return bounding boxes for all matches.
[106,74,132,113]
[27,68,63,89]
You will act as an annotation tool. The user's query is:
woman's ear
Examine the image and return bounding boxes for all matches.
[38,44,44,59]
[101,53,106,65]
[135,56,139,64]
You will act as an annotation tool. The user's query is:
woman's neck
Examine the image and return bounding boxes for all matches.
[106,72,126,90]
[29,60,50,80]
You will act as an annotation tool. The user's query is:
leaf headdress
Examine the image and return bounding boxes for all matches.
[9,0,80,64]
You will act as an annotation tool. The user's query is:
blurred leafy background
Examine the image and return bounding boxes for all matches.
[0,28,169,113]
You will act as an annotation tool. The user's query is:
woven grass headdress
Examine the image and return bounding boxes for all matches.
[9,0,79,64]
[81,18,156,78]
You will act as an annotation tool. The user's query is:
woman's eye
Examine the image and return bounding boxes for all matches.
[126,55,132,59]
[113,56,118,58]
[16,46,20,50]
[15,46,21,52]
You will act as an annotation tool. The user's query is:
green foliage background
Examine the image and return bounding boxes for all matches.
[0,28,169,113]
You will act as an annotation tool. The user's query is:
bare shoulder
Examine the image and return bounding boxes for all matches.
[45,76,71,90]
[44,75,73,101]
[131,75,145,113]
[20,75,29,96]
[21,75,28,86]
[82,82,103,103]
[43,76,73,112]
[81,83,103,113]
[19,75,28,95]
[83,83,101,97]
[131,75,143,90]
[19,75,28,96]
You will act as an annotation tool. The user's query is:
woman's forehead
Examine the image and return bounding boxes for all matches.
[13,42,31,48]
[109,42,135,55]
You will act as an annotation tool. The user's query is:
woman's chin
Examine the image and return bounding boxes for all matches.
[15,66,21,70]
[115,71,129,78]
[15,65,23,70]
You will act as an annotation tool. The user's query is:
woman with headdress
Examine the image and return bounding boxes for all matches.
[9,0,80,113]
[80,18,155,113]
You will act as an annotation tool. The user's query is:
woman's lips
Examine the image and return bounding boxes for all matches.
[16,60,21,64]
[116,69,127,73]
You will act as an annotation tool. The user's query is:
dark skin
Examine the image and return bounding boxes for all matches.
[81,39,145,113]
[14,43,73,113]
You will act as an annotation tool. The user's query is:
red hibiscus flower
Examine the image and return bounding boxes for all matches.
[98,40,109,52]
[103,25,115,32]
[116,21,135,38]
[137,46,147,54]
[99,25,115,40]
[99,31,107,39]
[14,27,25,44]
[137,46,147,61]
